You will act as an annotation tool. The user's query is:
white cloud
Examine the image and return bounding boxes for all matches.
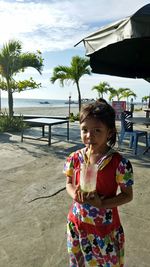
[0,0,150,101]
[0,0,149,52]
[72,0,150,22]
[0,0,87,51]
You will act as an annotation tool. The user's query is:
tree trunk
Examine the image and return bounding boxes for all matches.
[8,88,13,117]
[76,82,81,112]
[0,89,1,112]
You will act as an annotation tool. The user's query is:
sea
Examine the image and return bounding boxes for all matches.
[0,97,146,109]
[0,98,78,109]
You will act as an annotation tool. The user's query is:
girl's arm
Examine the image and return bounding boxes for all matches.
[66,176,87,203]
[66,176,76,199]
[86,185,133,209]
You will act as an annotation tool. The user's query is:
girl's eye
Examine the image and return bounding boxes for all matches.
[81,128,101,134]
[81,128,88,133]
[94,128,101,133]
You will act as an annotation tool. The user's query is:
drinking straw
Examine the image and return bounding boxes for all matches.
[86,144,92,167]
[83,144,92,189]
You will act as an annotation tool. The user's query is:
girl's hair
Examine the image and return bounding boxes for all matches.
[79,98,117,147]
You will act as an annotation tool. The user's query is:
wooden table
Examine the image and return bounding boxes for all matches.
[21,118,69,145]
[14,114,69,120]
[126,117,150,126]
[126,117,150,154]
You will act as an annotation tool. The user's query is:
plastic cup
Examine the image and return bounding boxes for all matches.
[80,163,97,192]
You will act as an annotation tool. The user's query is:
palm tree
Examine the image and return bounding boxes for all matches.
[109,88,136,103]
[119,88,136,101]
[0,40,43,117]
[92,81,110,99]
[50,56,91,111]
[119,88,136,110]
[142,95,150,108]
[109,88,126,101]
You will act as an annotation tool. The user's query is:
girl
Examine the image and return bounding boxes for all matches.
[64,99,133,267]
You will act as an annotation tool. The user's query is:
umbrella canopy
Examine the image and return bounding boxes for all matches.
[76,4,150,79]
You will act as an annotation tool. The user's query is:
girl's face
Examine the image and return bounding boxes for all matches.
[80,117,111,154]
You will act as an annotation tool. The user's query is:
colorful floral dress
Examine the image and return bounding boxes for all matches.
[64,148,133,267]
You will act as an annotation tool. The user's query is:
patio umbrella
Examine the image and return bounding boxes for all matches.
[76,4,150,80]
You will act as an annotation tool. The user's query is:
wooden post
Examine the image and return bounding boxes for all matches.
[69,95,71,118]
[0,89,1,113]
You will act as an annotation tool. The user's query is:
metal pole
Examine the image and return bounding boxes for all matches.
[69,95,71,117]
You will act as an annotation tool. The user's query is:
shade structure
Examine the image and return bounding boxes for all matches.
[76,4,150,80]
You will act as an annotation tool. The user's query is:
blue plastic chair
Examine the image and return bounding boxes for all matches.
[119,111,148,154]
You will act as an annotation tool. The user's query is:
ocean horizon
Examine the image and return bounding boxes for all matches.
[0,97,147,109]
[0,97,79,109]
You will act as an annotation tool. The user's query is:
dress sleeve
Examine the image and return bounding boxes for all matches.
[63,152,75,177]
[116,157,134,188]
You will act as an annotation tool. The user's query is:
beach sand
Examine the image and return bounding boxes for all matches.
[2,106,79,117]
[0,107,150,267]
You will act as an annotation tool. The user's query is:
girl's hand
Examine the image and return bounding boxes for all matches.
[74,185,87,203]
[86,192,103,208]
[85,191,96,200]
[74,186,103,208]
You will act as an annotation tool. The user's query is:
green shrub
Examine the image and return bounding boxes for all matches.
[0,112,26,132]
[69,112,80,122]
[134,108,142,111]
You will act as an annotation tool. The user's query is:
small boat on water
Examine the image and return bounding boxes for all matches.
[40,101,50,104]
[65,100,78,104]
[65,98,95,104]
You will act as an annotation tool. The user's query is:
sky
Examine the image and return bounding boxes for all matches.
[0,0,150,102]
